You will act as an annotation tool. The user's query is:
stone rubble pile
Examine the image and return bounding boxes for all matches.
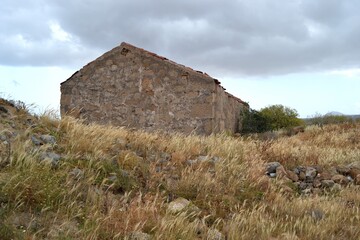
[266,161,360,194]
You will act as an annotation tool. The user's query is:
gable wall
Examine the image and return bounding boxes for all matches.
[61,43,246,135]
[62,44,216,134]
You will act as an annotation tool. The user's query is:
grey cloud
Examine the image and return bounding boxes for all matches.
[1,0,360,76]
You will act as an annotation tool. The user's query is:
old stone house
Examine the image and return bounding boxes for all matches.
[60,42,248,135]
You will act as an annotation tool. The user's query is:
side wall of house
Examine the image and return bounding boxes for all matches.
[212,85,246,134]
[61,44,217,135]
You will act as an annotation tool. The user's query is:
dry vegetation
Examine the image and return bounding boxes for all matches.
[1,98,360,239]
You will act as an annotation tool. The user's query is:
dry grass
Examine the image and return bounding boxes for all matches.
[1,104,360,239]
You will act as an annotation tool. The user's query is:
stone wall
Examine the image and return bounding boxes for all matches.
[61,42,248,135]
[213,85,246,134]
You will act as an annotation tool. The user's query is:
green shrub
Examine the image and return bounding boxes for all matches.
[259,105,304,131]
[240,108,270,134]
[240,105,304,133]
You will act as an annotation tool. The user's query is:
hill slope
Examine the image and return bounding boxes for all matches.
[1,98,360,239]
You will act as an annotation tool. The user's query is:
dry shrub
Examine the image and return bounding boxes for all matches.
[2,111,360,239]
[85,192,163,238]
[154,213,203,240]
[227,194,360,239]
[58,116,128,158]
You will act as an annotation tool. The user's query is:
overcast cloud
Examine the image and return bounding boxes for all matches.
[1,0,360,76]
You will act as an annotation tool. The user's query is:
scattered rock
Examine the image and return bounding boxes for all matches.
[168,197,190,214]
[8,212,40,231]
[207,228,225,240]
[40,134,56,145]
[0,105,8,114]
[332,183,342,191]
[310,208,325,221]
[31,136,42,146]
[197,155,209,162]
[167,197,199,214]
[305,167,317,181]
[312,179,321,188]
[336,166,351,175]
[276,165,288,179]
[349,168,360,179]
[199,155,220,163]
[313,165,324,174]
[212,156,220,162]
[146,153,157,162]
[39,152,61,167]
[107,175,118,183]
[293,166,304,175]
[162,166,176,172]
[294,166,306,181]
[302,188,312,195]
[269,173,277,178]
[160,152,171,162]
[355,174,360,185]
[0,134,7,142]
[69,168,84,180]
[266,162,360,195]
[186,159,198,166]
[321,180,335,188]
[128,231,151,240]
[317,171,332,181]
[286,170,299,182]
[347,161,360,170]
[40,152,61,163]
[298,171,306,181]
[331,174,349,185]
[298,182,308,190]
[266,162,281,175]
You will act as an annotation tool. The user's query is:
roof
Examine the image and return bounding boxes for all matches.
[62,42,247,106]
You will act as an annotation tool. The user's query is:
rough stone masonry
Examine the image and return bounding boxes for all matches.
[60,42,248,135]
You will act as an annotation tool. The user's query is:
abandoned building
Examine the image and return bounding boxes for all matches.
[60,42,248,135]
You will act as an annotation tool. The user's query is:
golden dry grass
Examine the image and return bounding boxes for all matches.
[1,105,360,239]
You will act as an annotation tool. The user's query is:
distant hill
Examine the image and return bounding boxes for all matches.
[325,111,345,116]
[325,112,360,120]
[302,112,360,124]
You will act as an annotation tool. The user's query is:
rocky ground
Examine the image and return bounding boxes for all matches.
[266,161,360,195]
[1,98,360,239]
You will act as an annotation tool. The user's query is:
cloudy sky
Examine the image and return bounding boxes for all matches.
[1,0,360,117]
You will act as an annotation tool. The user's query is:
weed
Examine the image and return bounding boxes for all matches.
[1,98,360,239]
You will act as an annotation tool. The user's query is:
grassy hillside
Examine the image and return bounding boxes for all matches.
[1,98,360,239]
